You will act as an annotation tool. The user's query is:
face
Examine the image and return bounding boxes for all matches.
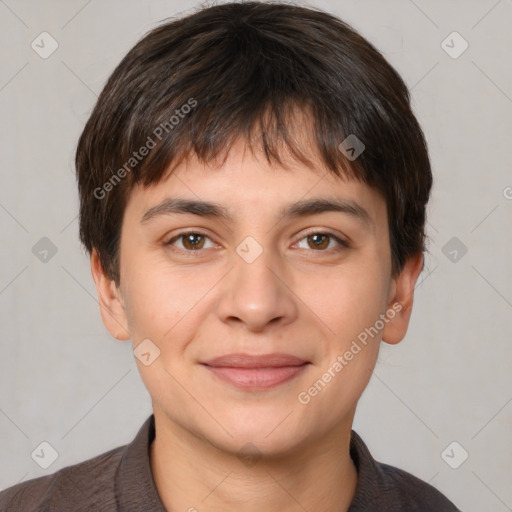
[93,137,421,458]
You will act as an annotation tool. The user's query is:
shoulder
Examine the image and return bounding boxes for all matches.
[375,462,460,511]
[349,430,460,511]
[0,444,125,512]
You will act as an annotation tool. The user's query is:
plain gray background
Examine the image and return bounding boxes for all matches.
[1,0,511,510]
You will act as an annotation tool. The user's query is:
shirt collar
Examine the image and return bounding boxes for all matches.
[116,414,166,511]
[348,429,385,509]
[115,414,381,511]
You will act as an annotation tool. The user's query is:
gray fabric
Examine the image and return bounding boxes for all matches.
[0,415,460,511]
[348,430,460,511]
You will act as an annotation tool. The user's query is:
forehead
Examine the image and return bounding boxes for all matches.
[124,138,387,230]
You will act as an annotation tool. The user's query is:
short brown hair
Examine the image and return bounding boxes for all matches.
[76,1,432,284]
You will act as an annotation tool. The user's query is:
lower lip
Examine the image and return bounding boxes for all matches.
[203,364,308,390]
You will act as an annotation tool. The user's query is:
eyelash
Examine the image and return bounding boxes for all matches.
[164,230,350,255]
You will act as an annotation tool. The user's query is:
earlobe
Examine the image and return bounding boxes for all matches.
[382,253,424,345]
[90,250,131,341]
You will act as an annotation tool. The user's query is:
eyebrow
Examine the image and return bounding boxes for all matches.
[140,196,373,228]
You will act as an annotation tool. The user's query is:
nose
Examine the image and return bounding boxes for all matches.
[215,244,298,333]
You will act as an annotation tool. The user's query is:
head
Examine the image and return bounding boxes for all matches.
[77,1,431,457]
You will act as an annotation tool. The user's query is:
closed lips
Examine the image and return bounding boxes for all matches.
[201,353,309,368]
[201,353,310,390]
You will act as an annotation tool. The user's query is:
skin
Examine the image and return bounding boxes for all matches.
[91,136,423,512]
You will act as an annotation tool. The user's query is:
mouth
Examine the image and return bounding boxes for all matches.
[200,353,310,391]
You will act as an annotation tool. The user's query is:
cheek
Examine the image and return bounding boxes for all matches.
[122,258,213,346]
[125,280,183,342]
[310,265,390,340]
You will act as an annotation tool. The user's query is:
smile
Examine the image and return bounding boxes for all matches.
[203,365,309,390]
[201,353,310,391]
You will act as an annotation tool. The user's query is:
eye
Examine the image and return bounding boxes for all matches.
[295,231,349,252]
[164,230,349,254]
[165,231,216,251]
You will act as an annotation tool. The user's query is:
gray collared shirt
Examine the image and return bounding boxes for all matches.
[0,415,460,511]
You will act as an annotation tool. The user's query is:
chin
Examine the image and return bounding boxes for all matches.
[220,429,307,461]
[209,409,311,455]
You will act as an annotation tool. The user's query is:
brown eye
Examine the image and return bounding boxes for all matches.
[181,233,205,250]
[307,233,330,250]
[296,232,349,252]
[166,232,214,251]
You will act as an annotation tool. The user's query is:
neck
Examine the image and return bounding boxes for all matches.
[149,410,358,512]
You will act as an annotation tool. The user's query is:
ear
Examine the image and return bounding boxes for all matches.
[90,249,131,341]
[382,253,424,345]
